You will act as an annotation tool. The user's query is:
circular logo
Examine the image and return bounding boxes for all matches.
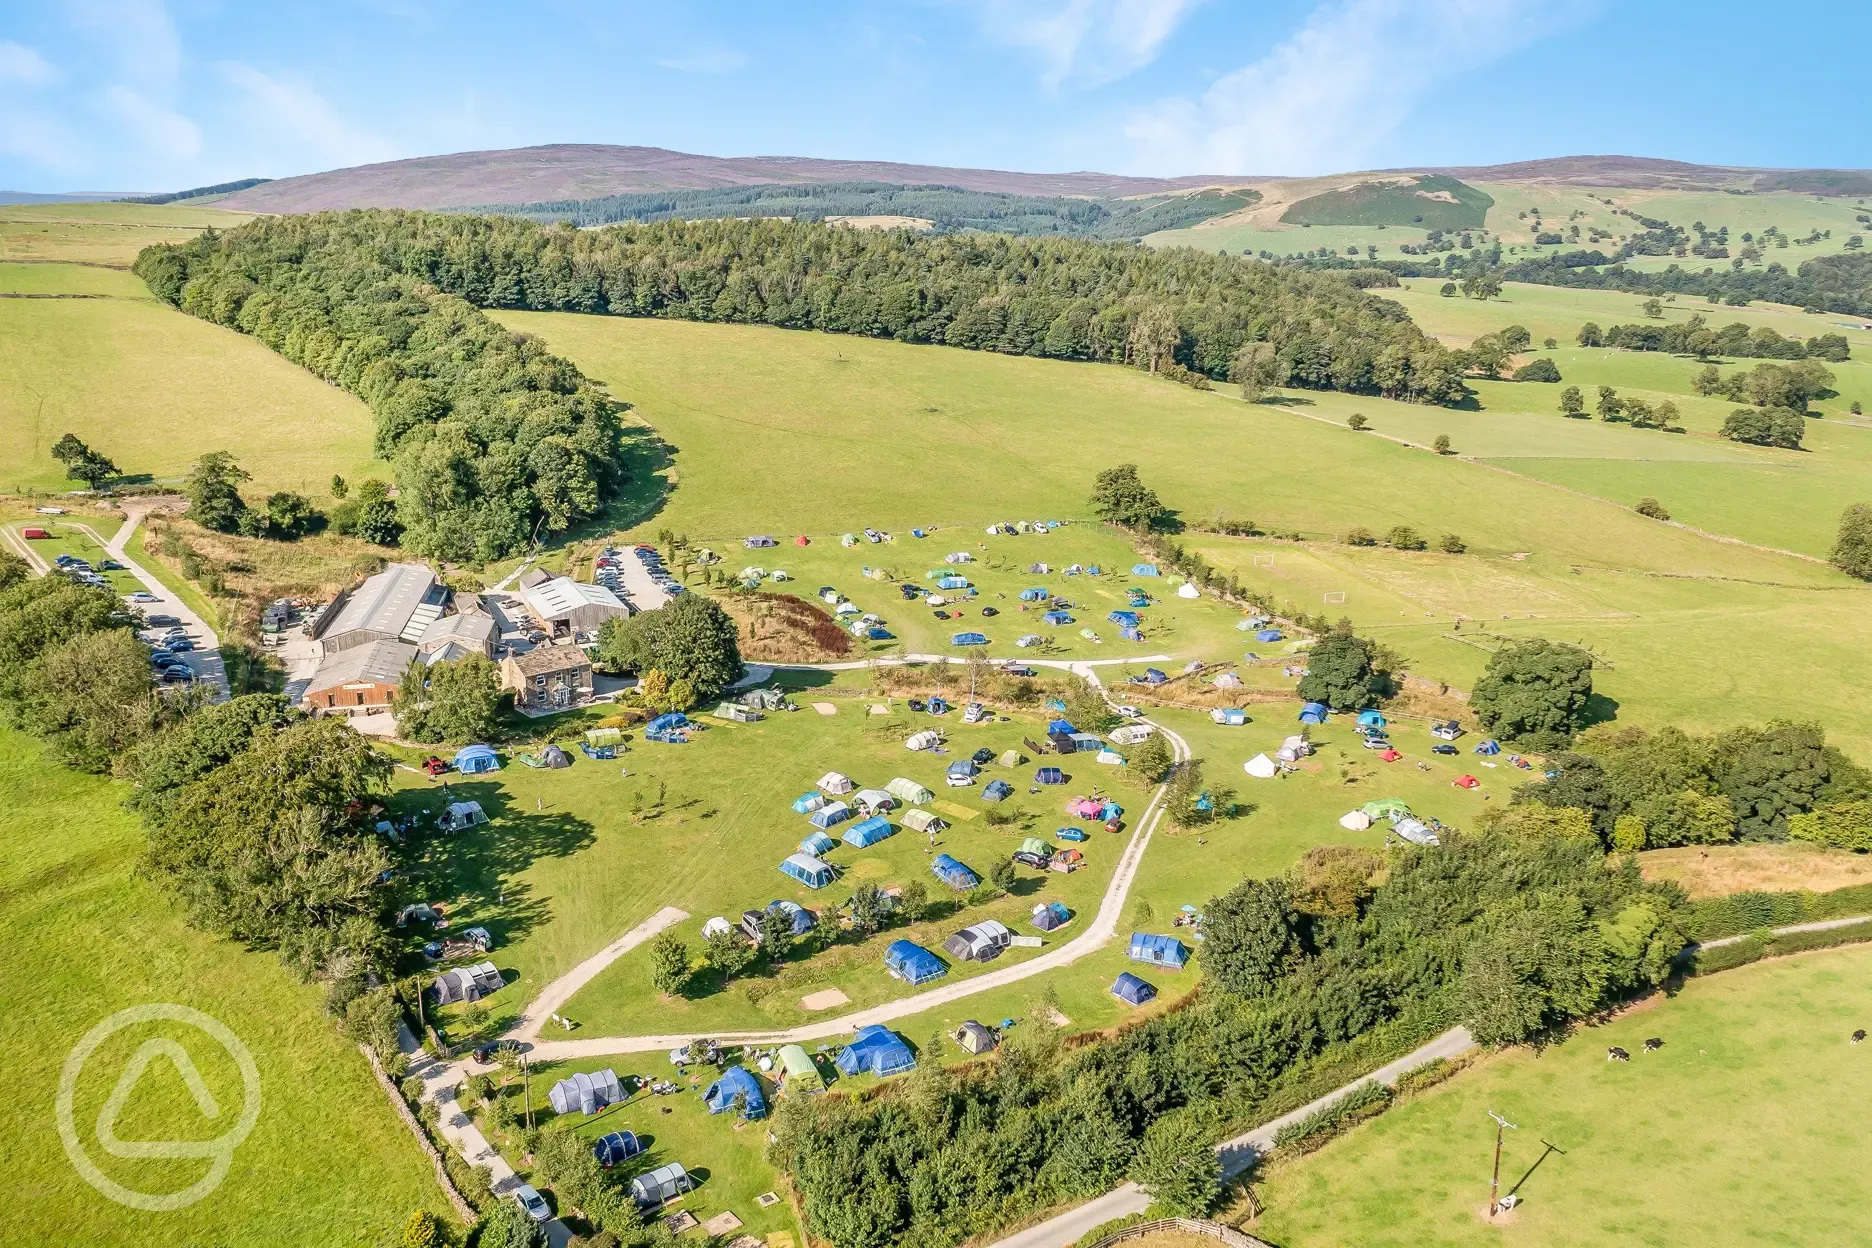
[56,1003,262,1211]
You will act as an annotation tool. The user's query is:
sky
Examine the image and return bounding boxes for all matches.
[1,0,1866,193]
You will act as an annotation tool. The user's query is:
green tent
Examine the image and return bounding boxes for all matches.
[778,1044,824,1093]
[1019,837,1050,858]
[586,727,623,747]
[1361,798,1411,821]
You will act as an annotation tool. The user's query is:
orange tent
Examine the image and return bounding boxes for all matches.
[1380,749,1402,762]
[794,535,810,546]
[1454,774,1480,789]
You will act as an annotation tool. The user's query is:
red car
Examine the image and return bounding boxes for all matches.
[421,756,450,777]
[1104,819,1123,835]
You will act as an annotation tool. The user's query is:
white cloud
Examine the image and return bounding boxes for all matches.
[968,0,1201,90]
[100,84,201,159]
[1124,0,1589,175]
[655,48,750,75]
[0,41,60,89]
[219,62,399,168]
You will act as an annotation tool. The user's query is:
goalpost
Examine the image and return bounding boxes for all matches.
[1252,554,1275,568]
[1323,591,1346,605]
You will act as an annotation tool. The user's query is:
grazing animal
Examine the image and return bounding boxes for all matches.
[1607,1046,1630,1062]
[1642,1037,1663,1053]
[1853,1030,1866,1045]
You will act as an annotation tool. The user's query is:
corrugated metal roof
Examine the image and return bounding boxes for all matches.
[303,639,416,695]
[523,577,626,620]
[322,563,437,642]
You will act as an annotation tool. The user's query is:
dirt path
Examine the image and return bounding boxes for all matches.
[513,906,690,1042]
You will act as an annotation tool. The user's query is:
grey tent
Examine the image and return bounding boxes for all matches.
[540,744,571,768]
[431,961,502,1005]
[954,1020,998,1054]
[548,1068,624,1116]
[630,1162,695,1207]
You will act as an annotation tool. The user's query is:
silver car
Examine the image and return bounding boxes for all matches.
[512,1184,551,1223]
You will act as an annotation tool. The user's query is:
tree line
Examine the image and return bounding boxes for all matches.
[1580,315,1849,362]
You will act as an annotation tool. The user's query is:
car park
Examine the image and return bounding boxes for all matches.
[164,637,196,652]
[127,591,159,603]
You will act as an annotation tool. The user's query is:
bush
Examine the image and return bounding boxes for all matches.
[1271,1080,1392,1154]
[1635,497,1671,520]
[1432,434,1452,454]
[1832,503,1872,580]
[1344,526,1377,547]
[1789,801,1872,851]
[1439,533,1467,554]
[1511,357,1563,382]
[1346,413,1368,430]
[1386,525,1427,551]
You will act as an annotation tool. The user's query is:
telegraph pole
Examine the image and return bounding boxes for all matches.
[1488,1110,1518,1216]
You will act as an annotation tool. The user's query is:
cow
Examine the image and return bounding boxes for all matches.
[1607,1046,1630,1062]
[1853,1030,1866,1045]
[1642,1037,1663,1053]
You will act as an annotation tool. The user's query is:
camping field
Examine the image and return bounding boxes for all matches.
[0,728,450,1246]
[1248,946,1872,1248]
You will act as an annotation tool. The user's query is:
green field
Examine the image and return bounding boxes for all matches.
[0,728,449,1245]
[1252,946,1872,1247]
[5,519,142,593]
[0,201,252,266]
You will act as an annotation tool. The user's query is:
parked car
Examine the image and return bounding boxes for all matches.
[512,1185,552,1223]
[421,756,450,777]
[146,614,180,626]
[100,559,125,571]
[127,591,159,603]
[1115,705,1142,718]
[971,747,996,765]
[164,637,195,652]
[159,667,196,683]
[1360,736,1392,750]
[1013,849,1050,869]
[1432,744,1459,756]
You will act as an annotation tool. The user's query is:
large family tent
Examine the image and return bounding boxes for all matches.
[646,712,689,734]
[1211,708,1249,726]
[1243,753,1279,779]
[780,853,836,889]
[1338,809,1373,831]
[1129,932,1190,970]
[982,779,1014,802]
[585,726,624,748]
[947,758,979,780]
[1358,710,1388,730]
[441,801,489,832]
[1475,739,1502,756]
[703,1066,768,1118]
[808,802,852,830]
[931,854,980,890]
[1131,563,1160,576]
[901,808,946,834]
[1018,836,1052,860]
[955,1020,999,1054]
[742,900,816,942]
[1032,900,1073,931]
[1394,817,1440,846]
[548,1068,624,1116]
[1362,798,1411,822]
[835,1025,917,1078]
[884,939,948,985]
[951,632,989,647]
[906,729,943,752]
[432,961,503,1005]
[843,816,897,848]
[937,576,971,590]
[818,771,855,794]
[799,831,836,856]
[943,920,1012,963]
[792,792,827,815]
[1111,972,1157,1006]
[1019,587,1050,601]
[777,1044,824,1093]
[1255,628,1285,643]
[887,777,935,805]
[593,1131,643,1167]
[1108,610,1141,627]
[453,744,500,774]
[1066,796,1104,819]
[1042,610,1073,626]
[630,1162,695,1208]
[853,788,896,814]
[1035,766,1066,785]
[539,744,571,768]
[1047,718,1078,737]
[1299,702,1330,724]
[1068,732,1104,753]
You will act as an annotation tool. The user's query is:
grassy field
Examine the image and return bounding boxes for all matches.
[0,260,156,297]
[0,728,450,1245]
[1640,842,1872,898]
[1250,946,1872,1247]
[5,519,142,593]
[0,201,251,266]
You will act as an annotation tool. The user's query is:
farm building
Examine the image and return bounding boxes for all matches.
[1032,901,1073,931]
[301,639,416,714]
[432,961,502,1005]
[548,1069,624,1116]
[594,1131,643,1167]
[1129,932,1190,970]
[703,1066,767,1118]
[955,1021,998,1054]
[902,808,946,834]
[313,562,442,653]
[808,802,851,830]
[843,816,896,848]
[440,800,488,832]
[886,777,935,805]
[777,1044,824,1092]
[818,770,855,794]
[514,576,628,638]
[884,939,947,985]
[416,611,499,662]
[630,1162,695,1207]
[944,920,1011,963]
[1111,972,1156,1006]
[500,645,594,712]
[835,1025,917,1078]
[931,853,979,890]
[780,853,836,889]
[453,744,500,774]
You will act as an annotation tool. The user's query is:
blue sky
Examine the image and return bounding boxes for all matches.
[1,0,1865,193]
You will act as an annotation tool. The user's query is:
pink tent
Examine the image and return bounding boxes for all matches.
[1066,797,1104,819]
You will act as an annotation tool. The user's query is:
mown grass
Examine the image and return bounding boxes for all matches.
[1250,946,1872,1247]
[0,260,155,296]
[0,728,449,1245]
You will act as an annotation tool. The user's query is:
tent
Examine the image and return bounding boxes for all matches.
[1129,932,1189,969]
[947,758,979,779]
[1255,628,1285,643]
[1111,972,1157,1006]
[808,802,852,830]
[951,632,989,647]
[884,940,947,985]
[1019,587,1050,602]
[931,854,979,890]
[1380,748,1402,762]
[441,801,489,832]
[1362,798,1411,821]
[1101,799,1124,821]
[630,1162,695,1208]
[944,920,1011,963]
[701,916,733,939]
[744,535,777,548]
[906,729,942,751]
[1131,563,1160,576]
[777,1044,824,1093]
[585,727,624,748]
[1299,703,1330,725]
[1394,817,1440,846]
[1243,754,1279,779]
[1213,671,1243,689]
[955,1021,998,1054]
[999,748,1026,768]
[1042,610,1073,626]
[835,1025,916,1078]
[780,853,836,889]
[1454,774,1481,789]
[1066,797,1104,819]
[927,696,950,716]
[1110,724,1153,745]
[1018,834,1052,858]
[1032,901,1072,931]
[1108,610,1141,627]
[1475,739,1502,756]
[1282,734,1313,757]
[646,712,689,734]
[432,961,502,1005]
[818,771,855,794]
[938,576,971,590]
[853,788,896,814]
[548,1068,624,1116]
[843,816,897,848]
[704,1066,768,1119]
[1138,668,1169,686]
[792,792,827,815]
[1177,582,1201,599]
[887,777,935,805]
[800,831,837,856]
[1211,708,1249,726]
[1035,766,1066,785]
[539,744,571,768]
[1358,710,1388,730]
[453,744,500,774]
[1120,626,1144,642]
[1047,718,1078,736]
[901,808,946,835]
[594,1131,643,1167]
[982,779,1014,802]
[743,900,816,942]
[1096,748,1126,765]
[1338,810,1373,831]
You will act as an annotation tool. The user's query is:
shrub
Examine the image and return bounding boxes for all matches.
[1635,497,1671,520]
[1344,526,1377,547]
[1511,357,1562,382]
[1346,413,1368,430]
[1432,434,1452,454]
[1789,800,1872,851]
[1832,503,1872,580]
[1439,533,1467,554]
[1386,525,1427,551]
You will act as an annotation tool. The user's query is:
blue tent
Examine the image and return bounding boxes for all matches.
[1047,718,1078,736]
[1032,901,1073,931]
[754,899,817,936]
[1129,932,1190,969]
[1475,739,1502,756]
[927,696,949,715]
[1108,610,1141,628]
[1101,799,1123,821]
[646,712,689,733]
[453,744,500,774]
[884,939,947,985]
[809,803,852,830]
[594,1131,642,1167]
[947,758,979,778]
[1127,589,1152,607]
[1120,627,1144,642]
[1035,766,1066,785]
[1358,710,1387,729]
[1045,697,1068,712]
[931,854,979,890]
[1042,611,1073,625]
[1214,708,1249,726]
[703,1066,768,1119]
[1255,628,1284,643]
[1019,587,1050,601]
[1131,563,1160,576]
[982,779,1014,802]
[1299,702,1330,725]
[938,576,971,590]
[843,816,896,848]
[835,1025,916,1078]
[951,632,989,647]
[792,792,826,814]
[1112,972,1157,1006]
[1140,668,1168,685]
[780,853,835,889]
[800,830,836,856]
